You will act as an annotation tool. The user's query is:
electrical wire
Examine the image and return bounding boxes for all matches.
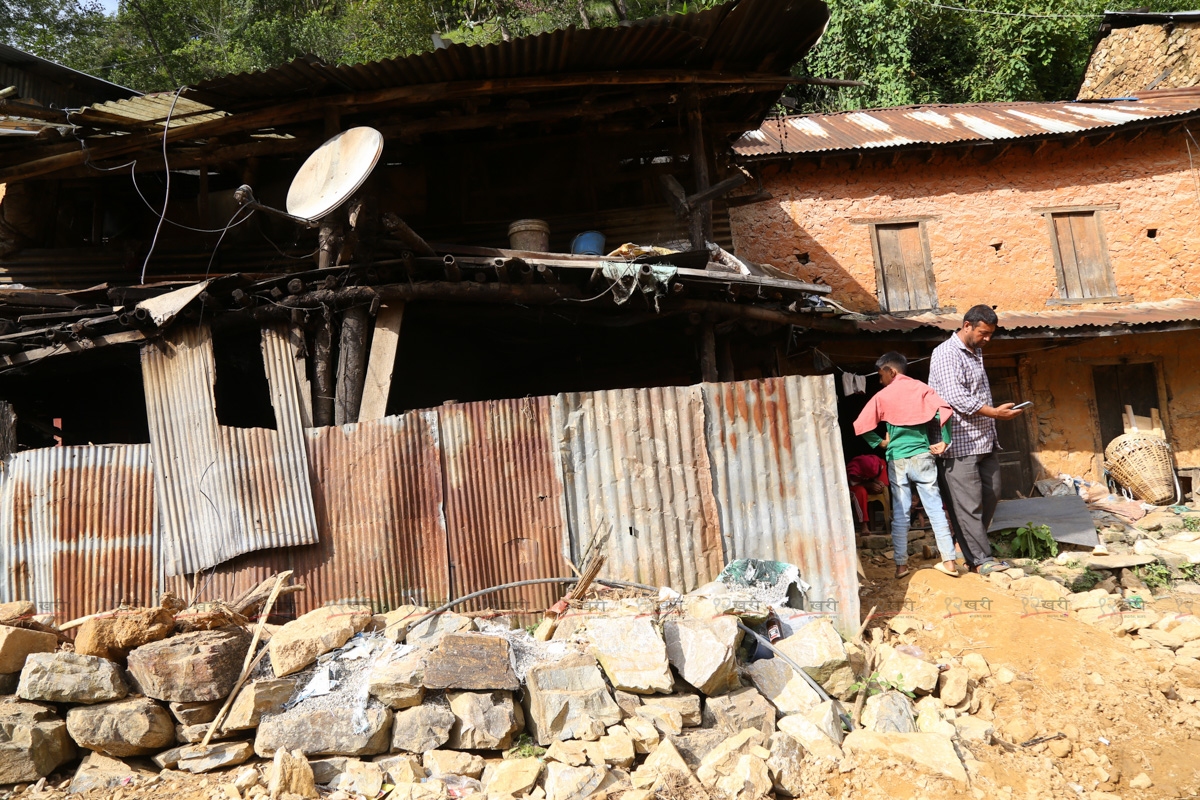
[910,0,1101,19]
[139,86,186,284]
[129,164,256,234]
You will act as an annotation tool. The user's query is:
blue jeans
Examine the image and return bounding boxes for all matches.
[888,452,956,566]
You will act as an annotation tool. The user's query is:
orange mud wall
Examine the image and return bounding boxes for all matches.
[1016,330,1200,480]
[730,127,1200,313]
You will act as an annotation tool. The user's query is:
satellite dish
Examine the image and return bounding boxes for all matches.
[286,127,385,221]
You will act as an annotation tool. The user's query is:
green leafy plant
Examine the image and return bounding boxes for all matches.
[1180,563,1200,583]
[1136,563,1173,590]
[505,734,546,759]
[1182,516,1200,533]
[847,671,915,700]
[1009,522,1057,561]
[1070,568,1102,593]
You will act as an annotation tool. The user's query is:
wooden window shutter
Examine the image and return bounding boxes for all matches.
[1048,211,1117,300]
[871,221,937,313]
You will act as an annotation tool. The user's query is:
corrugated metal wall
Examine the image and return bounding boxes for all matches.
[142,325,319,575]
[556,386,724,593]
[0,373,859,634]
[440,397,570,614]
[0,445,168,624]
[703,376,860,634]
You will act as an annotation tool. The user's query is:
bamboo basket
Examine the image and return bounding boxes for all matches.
[1104,432,1176,505]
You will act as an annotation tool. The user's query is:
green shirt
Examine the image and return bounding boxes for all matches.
[862,413,952,462]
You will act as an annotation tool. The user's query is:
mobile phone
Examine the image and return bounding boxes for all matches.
[1012,401,1033,410]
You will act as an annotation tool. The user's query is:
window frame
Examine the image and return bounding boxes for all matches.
[1034,204,1128,304]
[850,215,940,314]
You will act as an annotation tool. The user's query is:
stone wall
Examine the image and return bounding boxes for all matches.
[729,127,1200,314]
[1078,21,1200,100]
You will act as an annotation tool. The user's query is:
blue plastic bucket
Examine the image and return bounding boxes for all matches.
[570,231,606,255]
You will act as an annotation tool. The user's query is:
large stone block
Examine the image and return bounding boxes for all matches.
[74,607,174,663]
[663,617,741,696]
[126,626,252,703]
[743,657,822,716]
[523,653,622,745]
[268,604,372,678]
[369,651,426,709]
[0,701,75,783]
[177,740,255,773]
[587,617,674,694]
[422,633,519,691]
[254,707,392,757]
[862,691,917,733]
[876,648,940,695]
[65,696,176,757]
[390,703,456,753]
[774,620,854,697]
[842,731,967,785]
[407,611,474,647]
[701,686,776,738]
[168,700,222,726]
[223,678,296,731]
[0,627,57,674]
[68,750,153,793]
[268,748,318,799]
[17,652,128,704]
[447,690,523,750]
[484,756,542,798]
[424,749,485,778]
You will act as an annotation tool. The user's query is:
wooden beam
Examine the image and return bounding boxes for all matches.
[285,325,313,429]
[688,104,712,250]
[358,302,405,421]
[656,174,689,217]
[685,172,748,209]
[312,311,336,427]
[0,329,144,368]
[335,305,369,425]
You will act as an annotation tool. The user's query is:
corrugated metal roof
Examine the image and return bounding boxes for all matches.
[184,0,828,111]
[855,298,1200,333]
[0,444,169,625]
[142,324,319,575]
[0,42,138,106]
[702,375,858,636]
[556,385,724,593]
[440,397,571,615]
[734,96,1200,158]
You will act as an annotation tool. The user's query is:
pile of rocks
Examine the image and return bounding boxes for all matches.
[0,583,990,800]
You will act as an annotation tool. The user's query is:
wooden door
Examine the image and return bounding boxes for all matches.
[988,369,1034,499]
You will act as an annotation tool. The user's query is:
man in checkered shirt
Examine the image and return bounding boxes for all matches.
[928,305,1024,575]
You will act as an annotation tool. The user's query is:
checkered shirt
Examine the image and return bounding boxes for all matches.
[928,333,997,459]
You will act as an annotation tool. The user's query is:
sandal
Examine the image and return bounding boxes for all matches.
[976,559,1010,576]
[895,565,911,579]
[932,562,959,578]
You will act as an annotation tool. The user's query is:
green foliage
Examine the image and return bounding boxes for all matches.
[1180,563,1200,583]
[847,670,915,699]
[1136,562,1173,590]
[1070,567,1101,593]
[791,0,1189,113]
[505,733,546,759]
[1009,522,1057,561]
[1181,516,1200,533]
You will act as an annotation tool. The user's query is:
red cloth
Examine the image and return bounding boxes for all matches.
[846,454,887,486]
[853,373,954,436]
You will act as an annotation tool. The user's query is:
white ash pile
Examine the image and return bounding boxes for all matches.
[0,567,989,800]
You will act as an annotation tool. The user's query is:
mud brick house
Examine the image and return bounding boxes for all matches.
[731,94,1200,497]
[1079,10,1200,101]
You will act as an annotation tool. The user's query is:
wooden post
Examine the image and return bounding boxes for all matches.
[688,103,712,251]
[359,302,405,421]
[700,322,718,383]
[335,306,370,425]
[312,311,336,427]
[717,336,735,382]
[318,110,343,270]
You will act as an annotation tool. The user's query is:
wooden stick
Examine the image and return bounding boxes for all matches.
[200,570,292,747]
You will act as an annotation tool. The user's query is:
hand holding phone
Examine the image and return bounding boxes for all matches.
[1012,401,1033,410]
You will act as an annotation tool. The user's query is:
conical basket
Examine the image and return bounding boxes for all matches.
[1104,432,1176,505]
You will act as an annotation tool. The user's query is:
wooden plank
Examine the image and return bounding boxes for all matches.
[286,326,313,429]
[359,302,405,422]
[875,224,912,312]
[1070,212,1112,299]
[0,329,144,368]
[1053,215,1084,299]
[899,222,936,310]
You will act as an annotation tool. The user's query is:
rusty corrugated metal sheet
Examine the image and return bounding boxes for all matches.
[184,0,827,111]
[141,324,318,575]
[556,385,723,592]
[734,96,1200,158]
[702,375,859,636]
[439,397,570,615]
[856,298,1200,334]
[0,444,168,624]
[185,413,450,617]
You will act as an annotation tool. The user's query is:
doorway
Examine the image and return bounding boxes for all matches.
[1091,362,1162,450]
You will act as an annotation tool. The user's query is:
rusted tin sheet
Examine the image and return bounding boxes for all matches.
[186,412,450,618]
[556,385,723,592]
[857,298,1200,334]
[440,397,570,614]
[702,375,860,636]
[141,324,318,575]
[0,444,167,624]
[735,96,1200,158]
